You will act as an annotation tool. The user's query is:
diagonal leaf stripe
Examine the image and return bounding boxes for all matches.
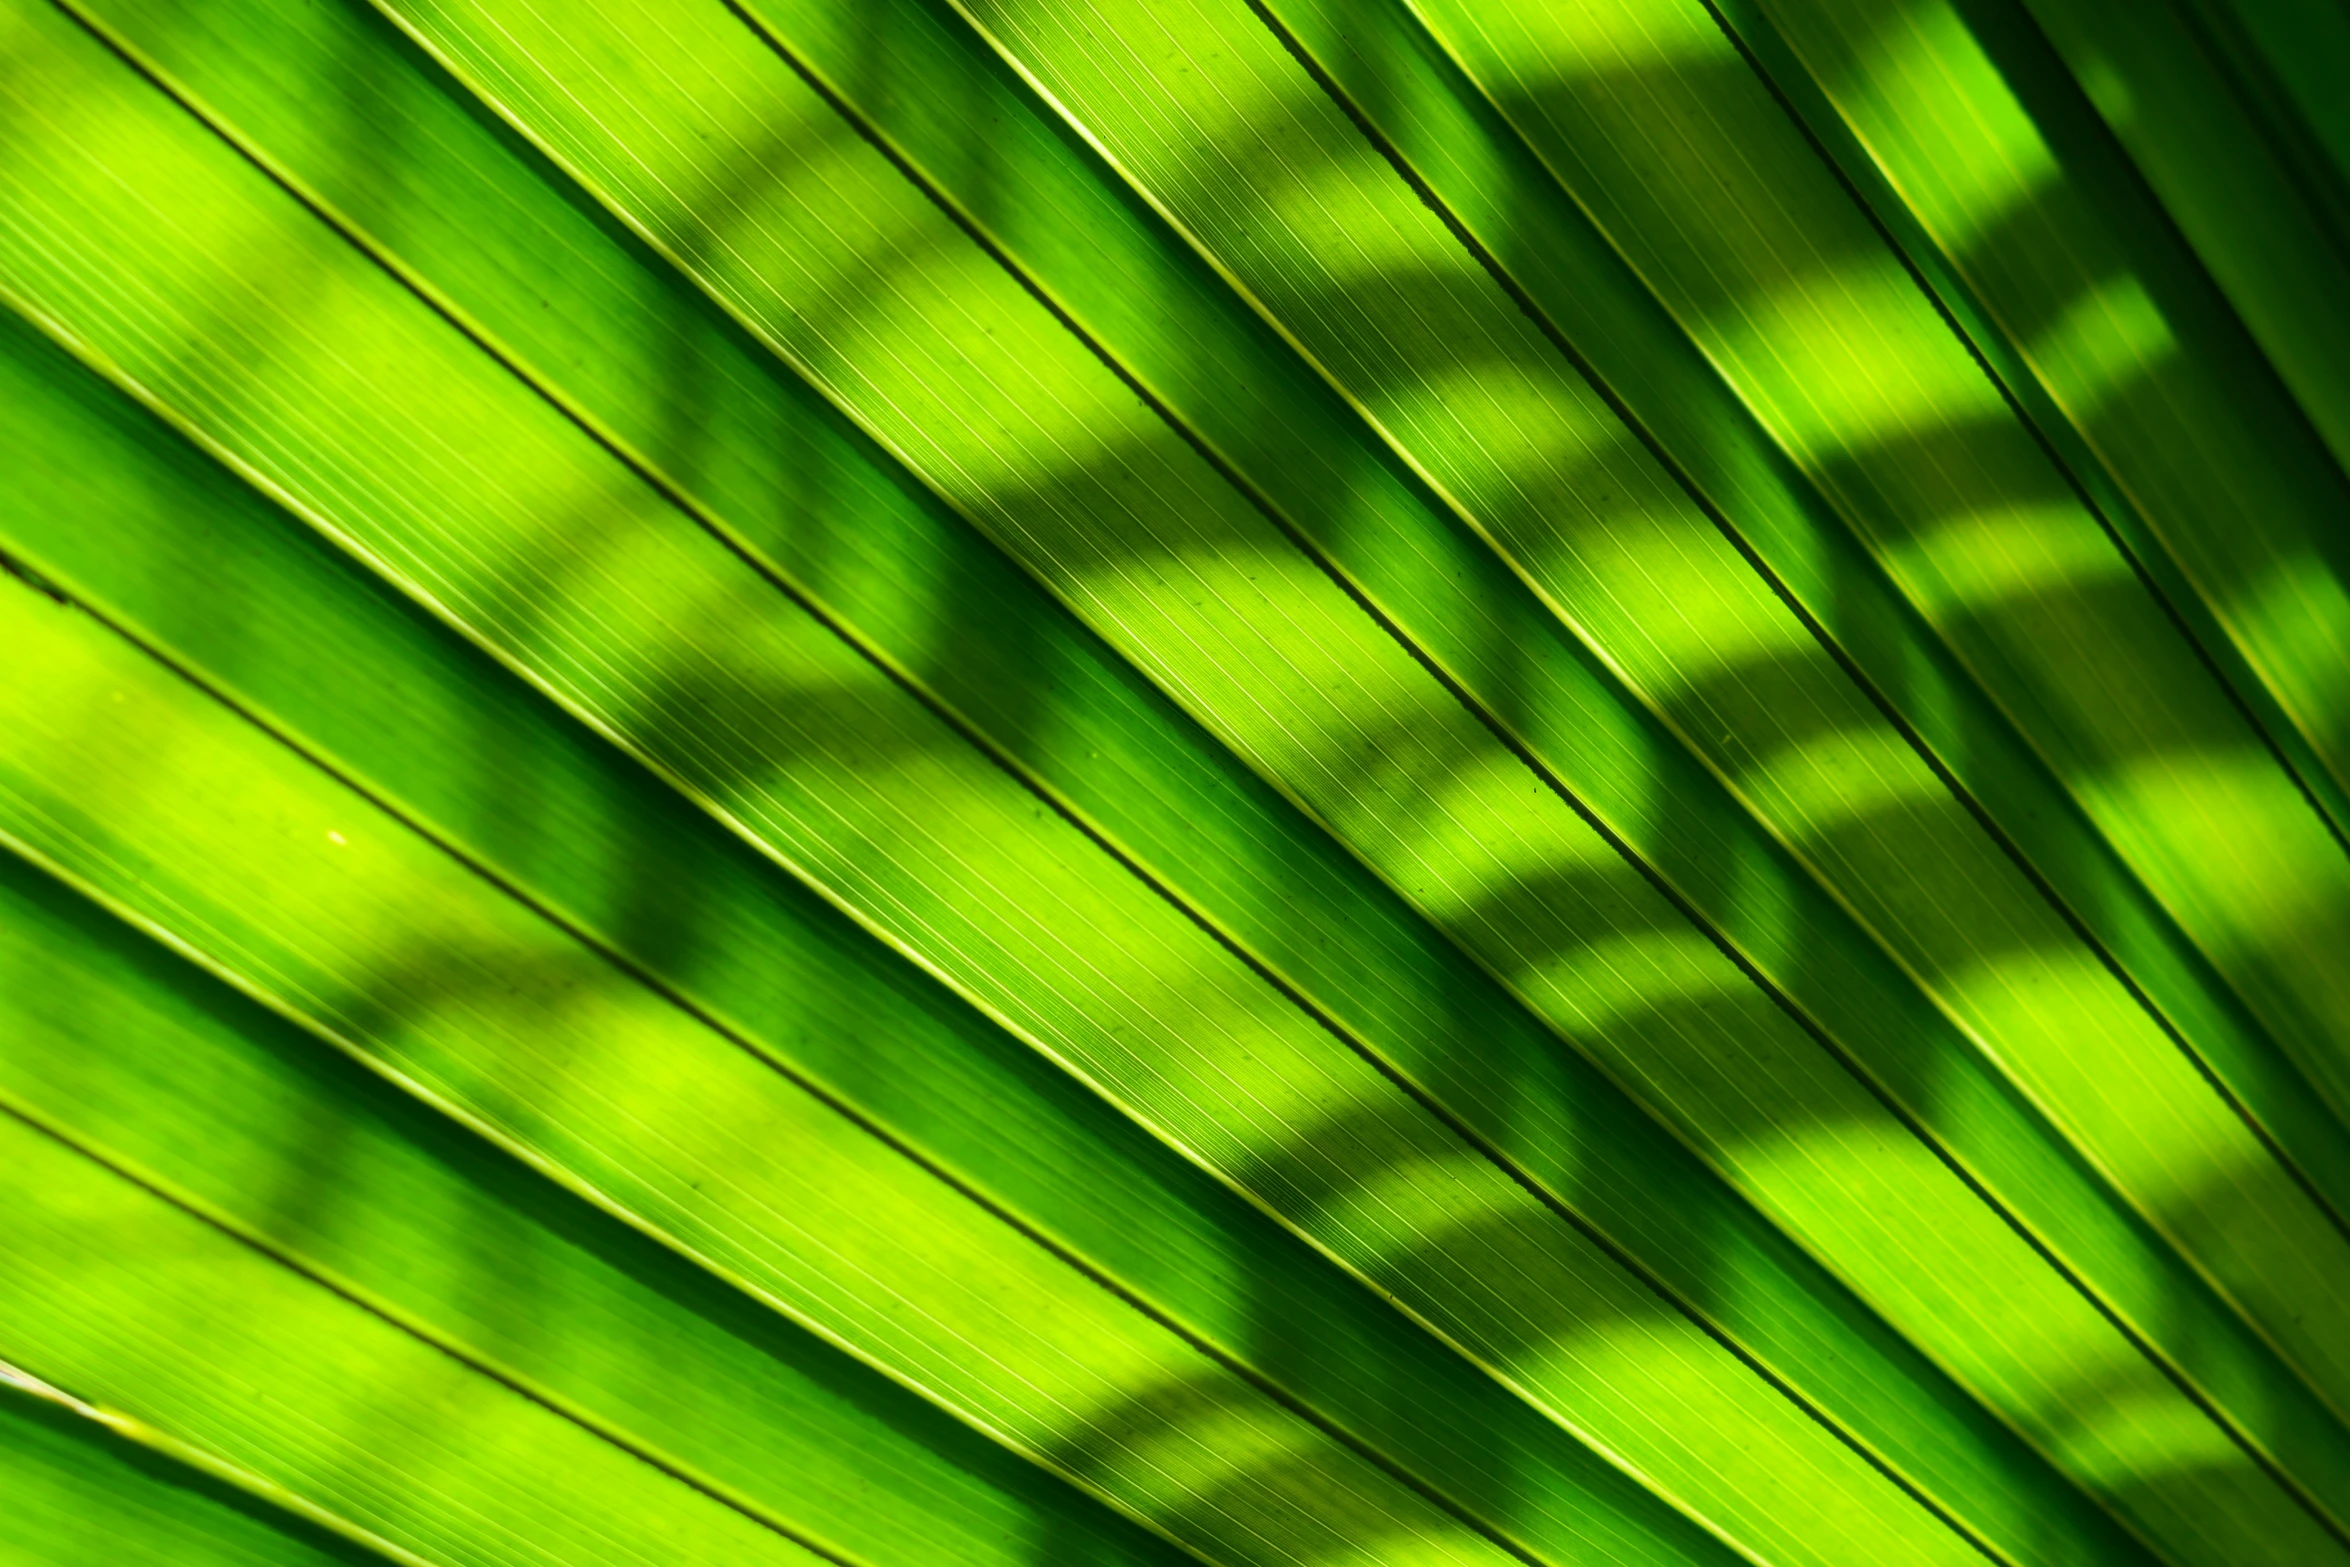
[0,13,1940,1566]
[0,257,1738,1567]
[0,568,1550,1567]
[0,1089,842,1567]
[0,761,1210,1567]
[303,0,2350,1559]
[970,0,2350,1545]
[1,0,2347,1563]
[0,1363,425,1567]
[1702,0,2350,1170]
[1356,0,2350,1245]
[4,8,2207,1567]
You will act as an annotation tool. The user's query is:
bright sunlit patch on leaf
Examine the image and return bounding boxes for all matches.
[1408,0,1724,85]
[1878,502,2131,617]
[2046,1387,2244,1488]
[7,0,2350,1564]
[2233,551,2350,748]
[2078,747,2350,941]
[2025,275,2177,415]
[1709,253,2008,454]
[1734,725,1946,836]
[1842,0,2059,245]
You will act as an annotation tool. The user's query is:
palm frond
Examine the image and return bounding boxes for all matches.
[5,0,2349,1565]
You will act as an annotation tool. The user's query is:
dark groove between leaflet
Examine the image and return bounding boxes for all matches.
[19,18,1557,1558]
[0,1092,869,1567]
[1694,0,2350,1347]
[1694,0,2350,870]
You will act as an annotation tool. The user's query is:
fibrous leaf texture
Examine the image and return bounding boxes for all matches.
[1,0,2346,1564]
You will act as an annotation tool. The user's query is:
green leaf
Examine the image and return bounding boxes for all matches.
[13,12,2174,1567]
[0,740,1192,1567]
[0,1101,838,1567]
[362,0,2350,1559]
[0,242,1723,1567]
[0,19,1972,1567]
[1164,0,2350,1546]
[6,0,2350,1562]
[2013,0,2350,476]
[0,559,1566,1567]
[0,1376,405,1567]
[1715,0,2350,1200]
